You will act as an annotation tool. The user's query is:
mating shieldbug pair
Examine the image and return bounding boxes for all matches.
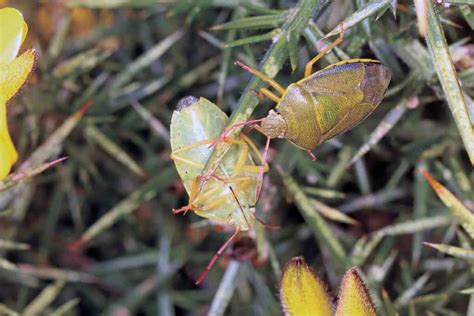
[170,30,391,284]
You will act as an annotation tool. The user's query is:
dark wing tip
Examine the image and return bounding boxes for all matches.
[360,63,391,106]
[176,95,199,111]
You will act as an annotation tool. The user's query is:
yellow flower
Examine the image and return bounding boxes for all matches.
[279,257,377,316]
[0,7,36,179]
[336,268,376,316]
[279,257,332,316]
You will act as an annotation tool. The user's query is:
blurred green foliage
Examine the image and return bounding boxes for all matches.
[0,0,473,315]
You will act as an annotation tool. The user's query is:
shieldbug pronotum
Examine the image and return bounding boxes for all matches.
[170,96,269,284]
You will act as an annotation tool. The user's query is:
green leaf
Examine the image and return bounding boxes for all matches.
[23,280,65,316]
[424,242,474,261]
[287,31,299,72]
[0,304,18,316]
[392,39,434,81]
[349,98,409,166]
[0,239,29,250]
[425,1,474,165]
[52,48,113,78]
[420,168,474,238]
[50,299,80,316]
[21,102,93,170]
[459,288,474,295]
[0,257,16,271]
[225,28,281,48]
[325,0,392,38]
[302,186,346,199]
[394,273,431,307]
[351,234,383,266]
[211,14,287,31]
[459,5,474,30]
[278,167,349,272]
[444,0,474,4]
[375,216,452,237]
[207,261,241,316]
[0,157,67,192]
[65,0,169,8]
[73,167,175,247]
[85,124,146,178]
[110,29,184,89]
[311,198,358,225]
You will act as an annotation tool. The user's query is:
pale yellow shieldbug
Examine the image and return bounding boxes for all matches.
[170,96,270,284]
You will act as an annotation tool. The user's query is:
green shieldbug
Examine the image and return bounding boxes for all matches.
[210,31,391,198]
[170,96,268,284]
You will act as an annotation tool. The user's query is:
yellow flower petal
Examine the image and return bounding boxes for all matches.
[336,267,376,316]
[0,7,28,64]
[0,7,33,179]
[279,257,332,316]
[0,49,36,102]
[0,99,18,179]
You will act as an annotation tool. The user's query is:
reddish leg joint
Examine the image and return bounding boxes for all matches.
[250,89,265,101]
[306,150,317,161]
[195,228,240,285]
[208,119,264,149]
[172,205,192,215]
[197,173,215,195]
[173,174,211,216]
[256,216,280,230]
[212,174,235,184]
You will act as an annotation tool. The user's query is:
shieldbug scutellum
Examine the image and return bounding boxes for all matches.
[170,96,269,284]
[211,30,391,198]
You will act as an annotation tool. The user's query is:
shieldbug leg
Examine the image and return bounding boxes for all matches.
[255,216,280,230]
[242,124,259,135]
[192,135,270,210]
[229,186,252,229]
[208,59,287,150]
[250,89,265,101]
[304,23,345,78]
[256,136,271,200]
[205,136,269,187]
[238,133,270,200]
[186,134,270,213]
[171,137,220,168]
[225,136,268,176]
[234,60,286,96]
[208,118,264,149]
[170,137,231,215]
[180,171,230,214]
[306,149,318,161]
[194,185,242,212]
[195,227,240,285]
[172,174,208,215]
[251,87,281,103]
[171,137,225,214]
